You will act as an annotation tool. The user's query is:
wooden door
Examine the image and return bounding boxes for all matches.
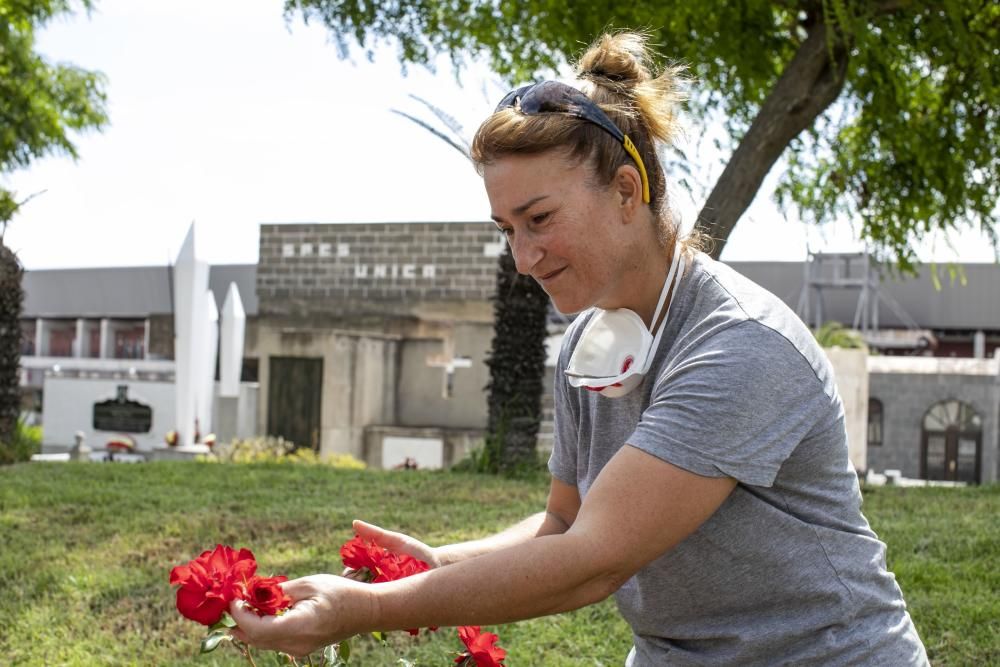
[922,427,981,483]
[267,356,323,451]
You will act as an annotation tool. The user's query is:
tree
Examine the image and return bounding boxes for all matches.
[482,245,549,473]
[284,0,999,271]
[813,321,866,349]
[0,0,108,452]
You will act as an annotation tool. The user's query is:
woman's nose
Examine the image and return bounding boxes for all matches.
[509,235,543,276]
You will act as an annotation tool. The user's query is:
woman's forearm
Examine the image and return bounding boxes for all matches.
[434,510,570,566]
[372,530,617,632]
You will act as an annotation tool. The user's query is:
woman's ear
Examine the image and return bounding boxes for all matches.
[614,164,643,217]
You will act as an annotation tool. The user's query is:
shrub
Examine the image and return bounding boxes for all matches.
[0,416,41,465]
[198,436,365,469]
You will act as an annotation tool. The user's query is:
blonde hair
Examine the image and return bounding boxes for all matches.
[472,31,704,252]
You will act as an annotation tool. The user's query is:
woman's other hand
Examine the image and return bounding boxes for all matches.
[343,519,442,576]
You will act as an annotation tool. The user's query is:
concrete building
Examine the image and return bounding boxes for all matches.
[19,222,1000,481]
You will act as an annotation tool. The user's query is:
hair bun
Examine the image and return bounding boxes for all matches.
[577,32,651,87]
[575,31,687,147]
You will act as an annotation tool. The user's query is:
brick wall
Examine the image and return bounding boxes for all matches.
[257,223,503,317]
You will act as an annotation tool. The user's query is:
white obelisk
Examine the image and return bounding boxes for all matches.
[219,283,246,398]
[173,223,210,448]
[195,291,219,437]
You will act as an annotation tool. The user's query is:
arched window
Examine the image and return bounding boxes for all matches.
[921,400,982,483]
[867,398,883,447]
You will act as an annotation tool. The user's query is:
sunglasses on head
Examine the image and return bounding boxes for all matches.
[495,80,650,204]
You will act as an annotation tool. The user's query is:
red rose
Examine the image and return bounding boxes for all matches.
[340,535,433,635]
[455,626,506,667]
[244,575,293,616]
[340,535,384,580]
[373,552,430,583]
[341,535,430,583]
[169,545,257,626]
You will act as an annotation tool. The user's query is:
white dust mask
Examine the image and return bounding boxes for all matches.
[564,244,684,398]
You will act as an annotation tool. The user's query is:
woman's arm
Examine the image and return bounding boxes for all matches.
[433,476,581,565]
[231,447,734,656]
[344,477,580,569]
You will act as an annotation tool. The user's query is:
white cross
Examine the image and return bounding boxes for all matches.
[426,351,473,399]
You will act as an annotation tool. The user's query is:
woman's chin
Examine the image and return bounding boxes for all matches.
[549,293,591,316]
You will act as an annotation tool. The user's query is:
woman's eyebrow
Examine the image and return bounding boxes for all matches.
[491,194,550,223]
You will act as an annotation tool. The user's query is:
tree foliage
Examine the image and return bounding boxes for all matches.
[813,321,866,349]
[0,0,108,445]
[1,0,108,226]
[0,243,24,452]
[285,0,999,270]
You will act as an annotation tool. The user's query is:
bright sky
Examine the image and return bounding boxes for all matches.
[3,0,996,270]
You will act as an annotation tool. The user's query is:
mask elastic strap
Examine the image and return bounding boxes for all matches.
[641,246,685,374]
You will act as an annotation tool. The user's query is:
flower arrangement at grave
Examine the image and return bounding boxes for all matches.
[170,539,506,666]
[105,434,136,453]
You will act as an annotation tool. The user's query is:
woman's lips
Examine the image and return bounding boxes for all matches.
[537,267,566,285]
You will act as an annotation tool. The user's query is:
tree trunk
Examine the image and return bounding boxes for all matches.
[0,241,24,452]
[484,244,549,473]
[697,21,849,258]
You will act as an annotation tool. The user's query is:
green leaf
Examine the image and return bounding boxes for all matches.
[371,631,387,644]
[397,659,417,667]
[199,630,231,654]
[323,645,338,664]
[337,639,351,661]
[207,613,238,631]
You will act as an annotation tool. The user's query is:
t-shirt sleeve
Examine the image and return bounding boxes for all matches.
[628,321,836,488]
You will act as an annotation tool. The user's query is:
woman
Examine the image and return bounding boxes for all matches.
[232,32,928,665]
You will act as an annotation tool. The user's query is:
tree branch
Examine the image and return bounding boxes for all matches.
[696,20,849,257]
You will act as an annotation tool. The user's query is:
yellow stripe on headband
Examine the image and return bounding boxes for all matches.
[622,135,650,204]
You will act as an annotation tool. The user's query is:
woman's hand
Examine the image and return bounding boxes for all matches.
[229,574,377,657]
[346,519,442,572]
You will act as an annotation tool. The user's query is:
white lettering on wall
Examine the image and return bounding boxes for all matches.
[278,238,439,281]
[351,264,437,281]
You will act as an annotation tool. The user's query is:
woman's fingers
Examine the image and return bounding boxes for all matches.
[353,519,406,548]
[352,519,438,567]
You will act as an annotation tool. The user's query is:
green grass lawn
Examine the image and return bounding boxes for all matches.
[0,463,996,666]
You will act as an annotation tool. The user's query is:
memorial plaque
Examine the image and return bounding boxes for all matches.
[93,385,153,433]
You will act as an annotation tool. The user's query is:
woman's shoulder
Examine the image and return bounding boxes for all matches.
[671,253,838,397]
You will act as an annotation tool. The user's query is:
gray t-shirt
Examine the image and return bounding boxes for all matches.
[549,251,928,666]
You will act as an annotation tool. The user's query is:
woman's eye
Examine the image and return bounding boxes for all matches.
[500,227,514,238]
[531,212,549,224]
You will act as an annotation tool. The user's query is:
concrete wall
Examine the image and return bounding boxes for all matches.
[42,377,175,452]
[362,425,483,469]
[868,356,999,483]
[42,377,259,453]
[824,348,869,473]
[250,324,399,460]
[397,322,492,429]
[212,383,259,444]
